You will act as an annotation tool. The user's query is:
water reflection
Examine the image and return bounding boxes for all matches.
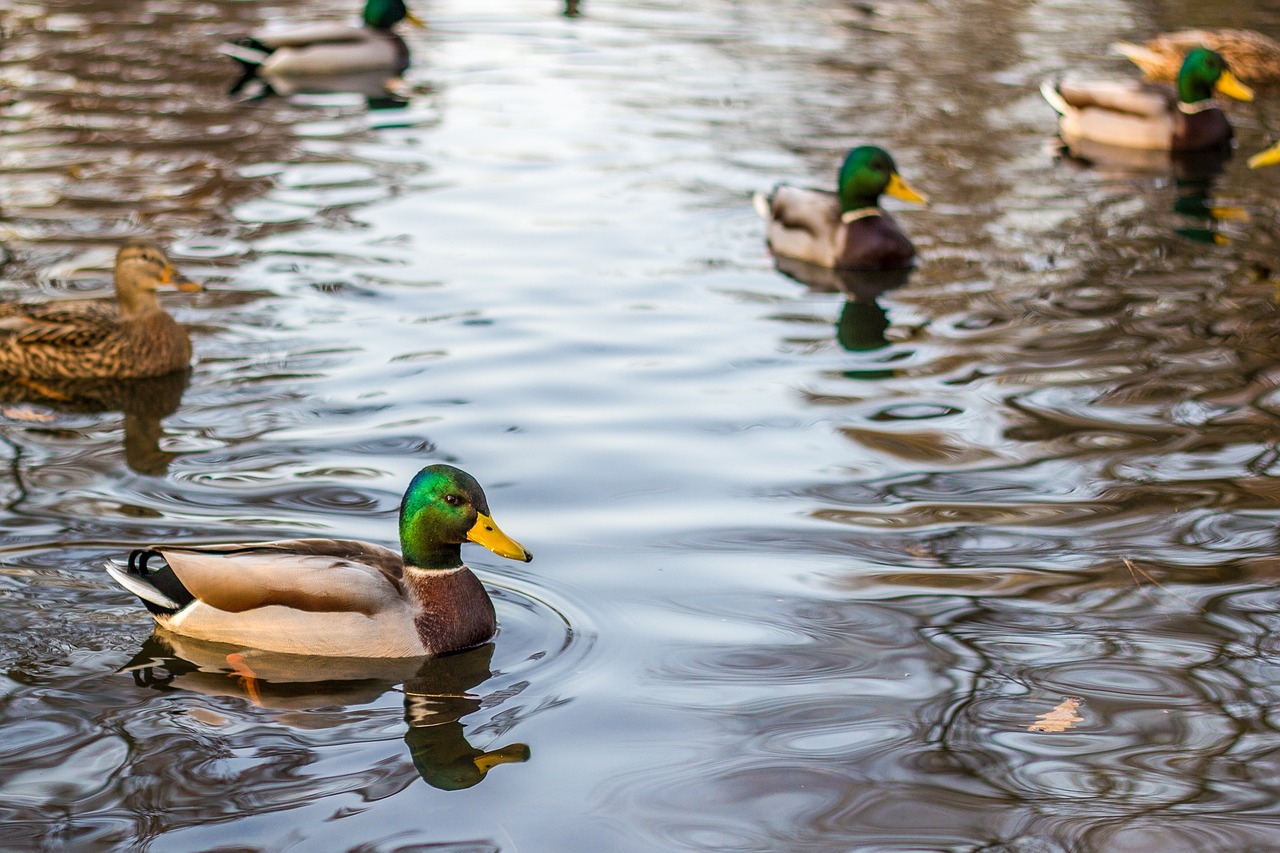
[0,369,189,475]
[772,256,910,358]
[1052,140,1246,244]
[124,634,530,791]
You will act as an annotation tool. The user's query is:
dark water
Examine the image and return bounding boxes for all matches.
[3,0,1280,849]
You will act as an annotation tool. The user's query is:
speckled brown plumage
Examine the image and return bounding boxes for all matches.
[1115,29,1280,87]
[0,240,199,380]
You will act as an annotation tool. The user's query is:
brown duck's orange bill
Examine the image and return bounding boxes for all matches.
[467,513,532,562]
[886,173,928,206]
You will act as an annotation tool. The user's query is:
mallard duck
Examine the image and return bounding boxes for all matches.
[753,145,928,271]
[1041,47,1254,152]
[1114,29,1280,87]
[222,0,423,97]
[0,240,201,381]
[107,464,533,658]
[1249,140,1280,168]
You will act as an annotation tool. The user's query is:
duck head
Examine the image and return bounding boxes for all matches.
[837,146,928,214]
[363,0,424,29]
[113,240,202,318]
[1177,47,1253,103]
[399,464,532,570]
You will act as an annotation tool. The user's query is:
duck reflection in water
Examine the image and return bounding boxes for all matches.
[773,256,911,354]
[1052,140,1245,245]
[122,634,530,791]
[223,0,422,109]
[0,369,190,475]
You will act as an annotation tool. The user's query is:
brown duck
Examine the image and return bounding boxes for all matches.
[1114,29,1280,88]
[0,240,201,380]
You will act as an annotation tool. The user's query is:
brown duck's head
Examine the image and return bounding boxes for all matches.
[114,240,202,315]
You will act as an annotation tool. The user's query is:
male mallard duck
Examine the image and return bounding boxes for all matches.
[1114,29,1280,87]
[0,240,200,381]
[107,464,533,658]
[753,145,928,270]
[1249,140,1280,168]
[222,0,424,97]
[1041,47,1254,152]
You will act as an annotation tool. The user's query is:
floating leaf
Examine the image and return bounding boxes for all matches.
[1027,697,1083,733]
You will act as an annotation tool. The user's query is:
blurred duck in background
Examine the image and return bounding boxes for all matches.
[1041,47,1254,152]
[222,0,424,99]
[754,145,928,271]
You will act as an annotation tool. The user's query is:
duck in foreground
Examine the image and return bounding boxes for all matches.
[0,240,200,381]
[222,0,424,97]
[1114,29,1280,87]
[107,465,533,658]
[1041,47,1254,152]
[753,145,928,271]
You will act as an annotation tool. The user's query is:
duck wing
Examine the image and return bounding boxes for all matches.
[1053,79,1176,117]
[135,539,407,616]
[1043,79,1177,149]
[255,22,372,50]
[0,302,119,348]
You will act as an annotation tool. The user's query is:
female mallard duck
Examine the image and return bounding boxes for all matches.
[222,0,424,96]
[753,145,928,271]
[0,240,200,381]
[1114,29,1280,87]
[107,464,533,658]
[1041,47,1254,151]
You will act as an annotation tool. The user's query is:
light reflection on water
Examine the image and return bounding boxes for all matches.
[3,0,1280,850]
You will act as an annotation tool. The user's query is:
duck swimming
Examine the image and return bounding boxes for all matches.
[753,145,928,271]
[222,0,423,97]
[1041,47,1254,152]
[107,465,533,658]
[0,240,201,381]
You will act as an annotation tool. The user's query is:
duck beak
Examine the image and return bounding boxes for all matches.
[405,10,427,27]
[886,173,929,206]
[467,513,532,562]
[160,264,204,292]
[1249,141,1280,169]
[1215,70,1254,102]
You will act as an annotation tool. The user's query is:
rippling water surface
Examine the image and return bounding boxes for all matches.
[4,0,1280,849]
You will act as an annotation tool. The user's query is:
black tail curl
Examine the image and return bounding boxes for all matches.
[125,549,196,616]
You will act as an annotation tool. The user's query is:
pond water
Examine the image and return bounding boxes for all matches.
[3,0,1280,849]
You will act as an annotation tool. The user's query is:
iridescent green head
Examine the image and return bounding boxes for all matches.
[363,0,419,29]
[398,464,532,570]
[837,146,928,213]
[1177,47,1253,104]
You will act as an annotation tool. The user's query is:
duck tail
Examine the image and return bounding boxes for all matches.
[1039,79,1072,117]
[106,549,193,616]
[220,36,272,67]
[1111,41,1162,73]
[751,190,773,221]
[221,37,275,97]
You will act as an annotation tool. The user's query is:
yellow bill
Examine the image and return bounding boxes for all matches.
[886,172,928,206]
[405,10,427,27]
[1248,141,1280,169]
[1215,70,1254,102]
[467,513,532,562]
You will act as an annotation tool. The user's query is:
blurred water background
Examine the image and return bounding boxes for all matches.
[3,0,1280,849]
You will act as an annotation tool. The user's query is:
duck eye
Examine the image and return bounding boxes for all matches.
[443,494,462,506]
